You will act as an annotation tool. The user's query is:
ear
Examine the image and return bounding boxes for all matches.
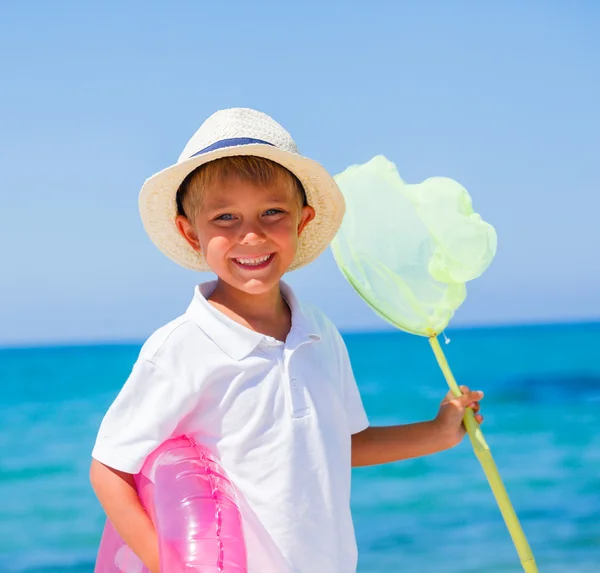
[297,205,316,236]
[175,215,202,252]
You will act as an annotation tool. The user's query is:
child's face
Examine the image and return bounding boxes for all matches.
[176,175,315,295]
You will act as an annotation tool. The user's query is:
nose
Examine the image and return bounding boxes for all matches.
[239,221,267,246]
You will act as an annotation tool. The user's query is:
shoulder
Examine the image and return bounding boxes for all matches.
[136,313,208,371]
[138,314,190,360]
[299,301,345,349]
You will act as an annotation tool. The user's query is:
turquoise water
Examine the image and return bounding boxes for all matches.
[1,323,599,572]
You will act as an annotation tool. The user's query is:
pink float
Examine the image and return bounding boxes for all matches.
[94,436,247,573]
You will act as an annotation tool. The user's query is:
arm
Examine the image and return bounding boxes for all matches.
[90,459,160,573]
[351,387,484,467]
[90,358,196,571]
[351,421,451,467]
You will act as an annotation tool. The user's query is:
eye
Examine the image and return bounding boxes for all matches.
[215,213,235,221]
[264,209,284,216]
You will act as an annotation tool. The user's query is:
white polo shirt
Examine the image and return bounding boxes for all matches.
[92,280,369,573]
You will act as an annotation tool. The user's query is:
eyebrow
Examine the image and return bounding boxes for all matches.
[205,197,290,212]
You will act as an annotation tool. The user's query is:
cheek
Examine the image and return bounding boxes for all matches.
[272,217,301,242]
[206,235,231,253]
[198,231,232,260]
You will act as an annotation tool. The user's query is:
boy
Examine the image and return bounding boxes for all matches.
[90,108,483,573]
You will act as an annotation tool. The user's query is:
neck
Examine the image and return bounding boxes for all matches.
[208,279,291,339]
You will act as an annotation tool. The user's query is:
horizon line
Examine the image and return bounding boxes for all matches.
[1,317,599,352]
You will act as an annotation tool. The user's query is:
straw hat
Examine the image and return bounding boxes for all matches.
[138,108,345,272]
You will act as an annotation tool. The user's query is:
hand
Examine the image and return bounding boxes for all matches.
[434,385,484,448]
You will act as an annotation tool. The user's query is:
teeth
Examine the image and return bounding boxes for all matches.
[236,254,271,266]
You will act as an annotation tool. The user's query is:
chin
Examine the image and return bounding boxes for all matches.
[212,270,283,296]
[235,277,283,295]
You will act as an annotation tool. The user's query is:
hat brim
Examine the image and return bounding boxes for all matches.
[138,144,345,272]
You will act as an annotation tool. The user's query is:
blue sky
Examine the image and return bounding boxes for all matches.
[1,1,599,347]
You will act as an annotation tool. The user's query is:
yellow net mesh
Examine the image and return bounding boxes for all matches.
[331,155,497,336]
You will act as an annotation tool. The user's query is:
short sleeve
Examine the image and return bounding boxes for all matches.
[335,331,369,435]
[91,358,194,473]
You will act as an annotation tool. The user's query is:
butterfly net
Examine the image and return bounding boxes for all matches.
[330,155,497,337]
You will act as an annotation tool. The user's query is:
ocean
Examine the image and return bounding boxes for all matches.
[1,323,599,573]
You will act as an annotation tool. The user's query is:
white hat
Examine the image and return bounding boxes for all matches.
[138,108,345,272]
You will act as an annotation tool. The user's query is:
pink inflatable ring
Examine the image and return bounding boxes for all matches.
[95,436,247,572]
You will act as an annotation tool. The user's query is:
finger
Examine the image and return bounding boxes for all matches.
[442,389,458,403]
[469,402,480,413]
[445,386,473,401]
[475,414,484,424]
[456,391,484,407]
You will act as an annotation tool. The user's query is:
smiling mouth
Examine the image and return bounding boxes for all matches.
[231,253,275,269]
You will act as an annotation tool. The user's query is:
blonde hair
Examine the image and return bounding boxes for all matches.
[176,156,308,220]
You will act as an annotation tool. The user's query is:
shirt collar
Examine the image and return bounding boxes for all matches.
[185,280,321,360]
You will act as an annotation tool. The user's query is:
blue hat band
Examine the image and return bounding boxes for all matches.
[190,137,275,158]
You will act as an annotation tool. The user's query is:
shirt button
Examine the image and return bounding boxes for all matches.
[291,379,298,389]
